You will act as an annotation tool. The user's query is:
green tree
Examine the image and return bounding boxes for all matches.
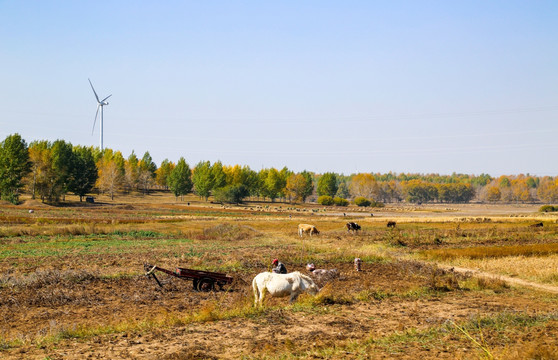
[168,157,193,201]
[300,170,315,201]
[192,160,214,201]
[499,176,511,188]
[335,181,350,199]
[69,146,98,201]
[317,172,338,197]
[139,151,157,178]
[263,168,285,202]
[211,161,227,189]
[50,139,74,201]
[0,134,31,203]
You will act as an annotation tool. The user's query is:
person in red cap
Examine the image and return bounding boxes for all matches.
[272,259,287,274]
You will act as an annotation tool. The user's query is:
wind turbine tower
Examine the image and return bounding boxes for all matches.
[88,79,112,151]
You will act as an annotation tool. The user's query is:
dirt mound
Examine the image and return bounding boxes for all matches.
[21,199,49,207]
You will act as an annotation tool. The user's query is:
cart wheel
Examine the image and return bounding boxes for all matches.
[193,279,199,290]
[197,278,215,292]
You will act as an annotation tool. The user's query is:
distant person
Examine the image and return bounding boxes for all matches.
[272,259,287,274]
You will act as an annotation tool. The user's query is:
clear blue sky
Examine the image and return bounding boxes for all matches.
[1,1,557,176]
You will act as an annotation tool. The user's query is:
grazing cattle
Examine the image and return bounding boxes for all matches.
[387,221,396,228]
[298,224,320,237]
[306,263,340,286]
[252,271,319,306]
[346,222,361,233]
[530,222,544,228]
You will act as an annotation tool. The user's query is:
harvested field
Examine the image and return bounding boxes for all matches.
[1,194,557,359]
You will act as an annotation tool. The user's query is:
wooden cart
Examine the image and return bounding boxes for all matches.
[144,263,233,292]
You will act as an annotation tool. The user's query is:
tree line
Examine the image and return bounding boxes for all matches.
[1,134,557,205]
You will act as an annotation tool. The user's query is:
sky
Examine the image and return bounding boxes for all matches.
[1,1,557,176]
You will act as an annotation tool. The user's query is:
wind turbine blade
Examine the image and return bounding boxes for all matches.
[92,105,100,135]
[88,78,101,103]
[101,94,112,102]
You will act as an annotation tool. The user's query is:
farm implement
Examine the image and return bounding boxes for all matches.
[144,263,233,292]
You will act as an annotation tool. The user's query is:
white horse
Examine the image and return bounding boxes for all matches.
[252,271,319,306]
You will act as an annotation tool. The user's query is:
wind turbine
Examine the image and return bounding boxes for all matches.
[88,78,112,151]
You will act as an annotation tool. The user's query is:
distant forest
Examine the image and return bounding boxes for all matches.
[1,134,557,205]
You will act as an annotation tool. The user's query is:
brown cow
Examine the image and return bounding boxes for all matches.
[298,224,320,237]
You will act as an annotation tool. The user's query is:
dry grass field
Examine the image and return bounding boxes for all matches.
[1,192,557,359]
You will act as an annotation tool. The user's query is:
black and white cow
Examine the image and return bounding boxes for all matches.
[346,222,361,233]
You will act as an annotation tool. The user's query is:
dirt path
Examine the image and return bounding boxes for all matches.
[439,264,558,294]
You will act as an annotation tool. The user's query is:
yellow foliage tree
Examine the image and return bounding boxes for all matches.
[286,173,310,203]
[349,173,378,199]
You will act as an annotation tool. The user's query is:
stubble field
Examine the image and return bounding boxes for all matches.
[1,193,557,359]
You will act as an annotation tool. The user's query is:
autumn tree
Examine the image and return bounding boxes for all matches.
[485,185,501,202]
[349,173,378,199]
[0,134,31,203]
[286,173,312,203]
[97,159,123,200]
[510,178,533,203]
[156,159,175,189]
[537,177,558,203]
[437,183,475,203]
[27,140,54,202]
[403,180,437,203]
[124,151,139,192]
[377,180,403,203]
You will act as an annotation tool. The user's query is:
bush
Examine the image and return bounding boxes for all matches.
[539,205,557,213]
[354,196,371,207]
[317,195,334,206]
[213,184,249,204]
[333,197,349,206]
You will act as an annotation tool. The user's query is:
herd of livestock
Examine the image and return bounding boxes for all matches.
[146,220,397,305]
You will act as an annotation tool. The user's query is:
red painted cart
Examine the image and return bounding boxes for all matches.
[144,263,233,292]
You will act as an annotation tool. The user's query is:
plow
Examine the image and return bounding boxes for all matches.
[144,263,234,292]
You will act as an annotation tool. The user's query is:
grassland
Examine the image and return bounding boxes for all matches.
[1,193,557,359]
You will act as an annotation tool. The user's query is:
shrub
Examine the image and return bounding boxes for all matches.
[213,184,249,204]
[354,196,371,207]
[539,205,557,213]
[317,195,334,206]
[372,201,385,208]
[333,197,349,206]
